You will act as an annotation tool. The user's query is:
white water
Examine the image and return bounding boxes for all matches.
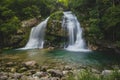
[20,17,49,50]
[19,11,90,51]
[62,11,90,52]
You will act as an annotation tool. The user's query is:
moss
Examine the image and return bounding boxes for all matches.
[44,11,67,48]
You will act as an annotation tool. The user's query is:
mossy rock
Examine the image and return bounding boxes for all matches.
[44,11,67,48]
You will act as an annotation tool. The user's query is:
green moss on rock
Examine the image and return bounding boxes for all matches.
[44,11,67,48]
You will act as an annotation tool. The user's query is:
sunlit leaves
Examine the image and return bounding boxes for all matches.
[58,0,69,7]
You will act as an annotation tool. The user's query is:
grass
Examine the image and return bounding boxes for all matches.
[67,68,120,80]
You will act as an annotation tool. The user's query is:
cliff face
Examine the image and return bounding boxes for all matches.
[6,18,41,49]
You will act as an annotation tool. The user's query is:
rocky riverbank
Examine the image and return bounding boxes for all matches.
[0,60,76,80]
[0,58,120,80]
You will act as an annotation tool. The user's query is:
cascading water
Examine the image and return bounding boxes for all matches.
[19,11,90,51]
[62,11,90,52]
[21,17,49,50]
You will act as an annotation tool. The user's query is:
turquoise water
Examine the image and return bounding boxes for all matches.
[1,49,120,69]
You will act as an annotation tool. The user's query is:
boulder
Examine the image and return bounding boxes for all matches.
[11,68,16,73]
[23,61,38,68]
[6,62,14,67]
[62,71,69,75]
[40,66,49,72]
[64,65,72,70]
[49,77,60,80]
[30,70,36,74]
[21,75,28,80]
[47,69,63,78]
[101,70,113,76]
[13,73,22,79]
[0,76,8,80]
[91,68,100,74]
[33,72,48,78]
[44,11,67,48]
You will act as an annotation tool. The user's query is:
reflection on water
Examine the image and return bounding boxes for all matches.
[1,49,120,68]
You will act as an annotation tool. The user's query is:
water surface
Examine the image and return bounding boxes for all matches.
[1,49,120,69]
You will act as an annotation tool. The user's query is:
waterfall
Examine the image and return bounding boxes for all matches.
[19,11,90,51]
[62,11,90,52]
[21,17,49,50]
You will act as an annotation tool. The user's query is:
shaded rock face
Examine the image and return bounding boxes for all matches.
[16,18,40,48]
[44,11,68,48]
[2,18,41,49]
[47,69,63,78]
[88,40,120,54]
[21,18,40,28]
[22,61,38,69]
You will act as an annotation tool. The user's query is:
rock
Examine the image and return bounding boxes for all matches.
[39,77,49,80]
[11,68,16,73]
[21,75,28,80]
[19,67,28,73]
[8,73,13,79]
[101,70,113,76]
[33,72,48,78]
[30,70,36,74]
[49,77,60,80]
[62,71,69,75]
[13,73,22,79]
[0,76,8,80]
[28,76,38,80]
[47,47,55,50]
[91,69,100,74]
[24,71,31,76]
[6,62,14,67]
[0,72,8,80]
[47,69,63,78]
[21,18,39,28]
[44,11,66,48]
[40,66,49,72]
[64,66,72,70]
[23,61,38,68]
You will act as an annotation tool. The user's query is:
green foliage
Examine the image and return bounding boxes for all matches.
[0,0,120,49]
[58,0,69,8]
[0,0,53,49]
[22,5,40,19]
[67,69,120,80]
[69,0,120,48]
[0,0,60,49]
